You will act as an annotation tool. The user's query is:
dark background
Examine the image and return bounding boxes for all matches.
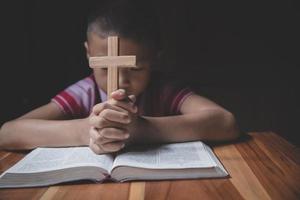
[1,0,299,145]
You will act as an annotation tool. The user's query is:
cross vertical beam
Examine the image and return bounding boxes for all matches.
[107,36,119,99]
[89,36,136,100]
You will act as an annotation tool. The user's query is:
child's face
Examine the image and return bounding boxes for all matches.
[85,32,153,97]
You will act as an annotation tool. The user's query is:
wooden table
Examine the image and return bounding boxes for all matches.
[0,132,299,200]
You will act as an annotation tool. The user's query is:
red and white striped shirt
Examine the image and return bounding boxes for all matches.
[51,74,194,118]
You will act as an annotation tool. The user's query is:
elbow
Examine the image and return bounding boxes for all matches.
[222,111,240,141]
[0,121,10,149]
[194,109,240,142]
[0,120,22,150]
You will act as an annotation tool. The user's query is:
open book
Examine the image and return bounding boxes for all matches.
[0,141,228,188]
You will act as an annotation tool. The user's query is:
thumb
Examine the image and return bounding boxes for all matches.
[110,89,127,101]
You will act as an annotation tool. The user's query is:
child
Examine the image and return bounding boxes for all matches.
[0,1,239,154]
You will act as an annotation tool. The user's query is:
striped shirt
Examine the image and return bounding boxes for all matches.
[51,74,194,118]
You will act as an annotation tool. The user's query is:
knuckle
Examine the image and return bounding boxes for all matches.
[95,132,102,142]
[100,128,110,138]
[121,113,129,121]
[90,143,102,154]
[95,148,103,154]
[107,128,124,139]
[124,110,129,115]
[102,102,110,109]
[102,128,117,139]
[98,131,107,142]
[89,116,96,125]
[110,99,118,106]
[93,103,102,112]
[100,109,110,118]
[90,128,106,143]
[98,118,106,127]
[94,103,109,113]
[91,105,97,113]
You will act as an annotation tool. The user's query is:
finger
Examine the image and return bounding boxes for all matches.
[128,95,138,113]
[92,102,125,115]
[108,98,137,113]
[110,89,137,112]
[89,138,104,154]
[89,115,109,128]
[101,141,125,152]
[92,100,134,116]
[89,113,128,128]
[111,89,127,100]
[90,127,128,147]
[100,128,130,140]
[99,109,131,124]
[90,127,105,144]
[90,127,115,147]
[111,90,136,104]
[128,95,136,103]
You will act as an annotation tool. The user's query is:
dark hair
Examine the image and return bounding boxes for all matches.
[87,0,161,53]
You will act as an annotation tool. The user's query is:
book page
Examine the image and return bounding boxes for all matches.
[112,141,216,170]
[6,147,114,173]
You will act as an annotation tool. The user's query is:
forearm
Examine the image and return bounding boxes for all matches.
[134,109,239,144]
[0,118,90,150]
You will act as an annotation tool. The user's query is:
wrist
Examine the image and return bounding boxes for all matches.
[128,116,161,145]
[76,118,90,146]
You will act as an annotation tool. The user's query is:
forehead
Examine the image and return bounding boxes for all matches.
[87,32,151,58]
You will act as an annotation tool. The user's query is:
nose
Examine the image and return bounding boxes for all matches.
[118,68,130,88]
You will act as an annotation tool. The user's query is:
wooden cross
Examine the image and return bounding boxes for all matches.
[89,36,136,99]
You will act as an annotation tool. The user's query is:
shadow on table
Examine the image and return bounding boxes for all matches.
[207,132,253,148]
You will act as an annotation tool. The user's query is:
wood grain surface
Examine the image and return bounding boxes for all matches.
[0,132,299,200]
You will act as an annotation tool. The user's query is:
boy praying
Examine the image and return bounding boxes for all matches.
[0,1,239,154]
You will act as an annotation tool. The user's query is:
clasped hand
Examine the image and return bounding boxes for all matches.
[88,89,138,154]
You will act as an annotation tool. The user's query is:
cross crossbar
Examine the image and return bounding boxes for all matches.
[89,36,136,99]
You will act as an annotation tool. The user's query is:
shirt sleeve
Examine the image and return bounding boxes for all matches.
[161,84,194,115]
[51,76,98,118]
